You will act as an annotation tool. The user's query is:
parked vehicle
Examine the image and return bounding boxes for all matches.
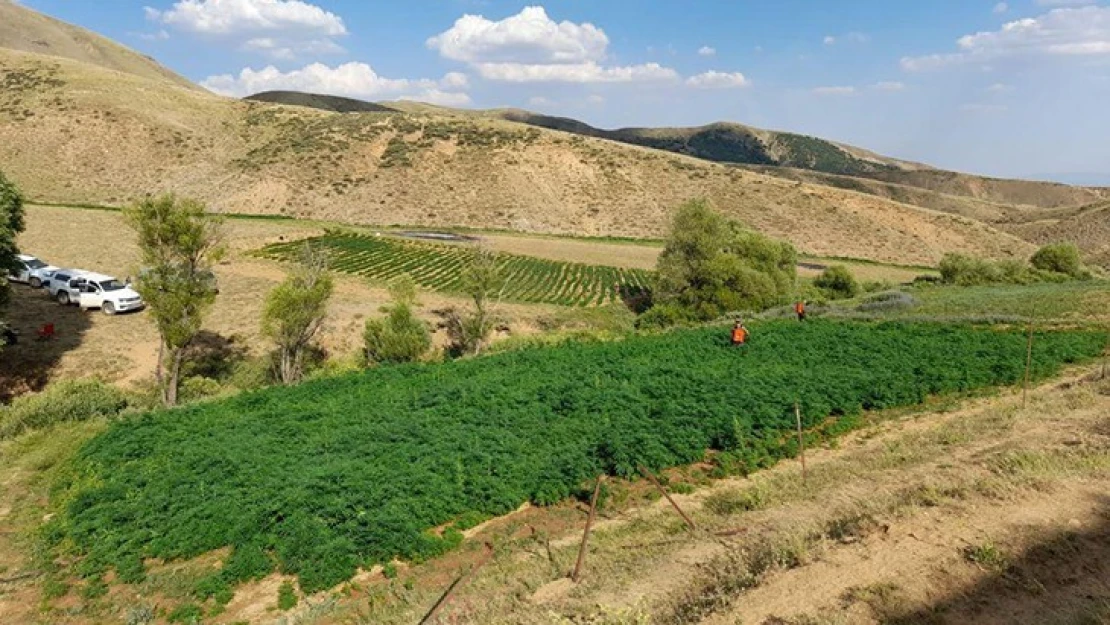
[74,273,144,314]
[45,269,86,304]
[8,254,59,288]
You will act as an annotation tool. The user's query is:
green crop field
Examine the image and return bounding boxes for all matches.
[48,320,1105,598]
[254,232,653,307]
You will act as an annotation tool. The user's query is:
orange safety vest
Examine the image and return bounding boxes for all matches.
[731,327,748,344]
[795,301,805,314]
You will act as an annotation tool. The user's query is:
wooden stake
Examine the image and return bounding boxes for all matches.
[418,543,493,625]
[1023,308,1035,408]
[571,476,603,582]
[795,402,807,484]
[638,465,696,531]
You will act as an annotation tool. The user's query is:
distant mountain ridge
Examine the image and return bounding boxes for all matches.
[246,91,397,114]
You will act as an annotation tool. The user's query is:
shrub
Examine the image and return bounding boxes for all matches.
[856,291,916,313]
[813,265,860,300]
[0,379,129,439]
[1030,243,1083,278]
[938,253,1001,286]
[363,282,431,365]
[277,580,298,611]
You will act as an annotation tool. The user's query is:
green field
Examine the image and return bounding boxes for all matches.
[255,232,653,307]
[49,320,1105,597]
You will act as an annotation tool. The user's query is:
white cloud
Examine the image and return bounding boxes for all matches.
[200,62,470,105]
[812,86,856,95]
[698,45,716,56]
[901,6,1110,71]
[872,81,906,91]
[527,96,553,107]
[475,61,678,83]
[427,6,607,64]
[428,6,680,84]
[994,2,1009,15]
[148,0,347,60]
[587,94,605,105]
[137,29,170,41]
[824,32,869,46]
[987,82,1014,92]
[686,70,751,89]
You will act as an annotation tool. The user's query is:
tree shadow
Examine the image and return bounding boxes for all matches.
[0,283,93,402]
[180,330,250,380]
[885,495,1110,625]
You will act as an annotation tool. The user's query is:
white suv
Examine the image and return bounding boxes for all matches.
[72,273,145,314]
[8,254,59,288]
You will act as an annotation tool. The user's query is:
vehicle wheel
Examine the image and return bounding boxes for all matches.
[103,302,116,316]
[57,291,69,305]
[29,277,41,288]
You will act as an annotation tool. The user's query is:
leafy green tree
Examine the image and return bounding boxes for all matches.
[813,265,860,300]
[446,248,504,356]
[363,276,431,365]
[648,199,796,323]
[261,244,334,384]
[1030,242,1083,277]
[0,169,26,319]
[126,194,225,406]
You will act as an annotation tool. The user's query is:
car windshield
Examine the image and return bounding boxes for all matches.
[99,280,127,292]
[26,259,47,269]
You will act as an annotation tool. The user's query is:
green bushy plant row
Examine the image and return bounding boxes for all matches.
[50,321,1104,594]
[255,232,650,307]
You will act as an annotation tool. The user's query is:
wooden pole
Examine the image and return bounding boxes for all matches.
[418,543,493,625]
[571,476,603,582]
[795,402,807,484]
[638,465,696,531]
[1023,308,1035,408]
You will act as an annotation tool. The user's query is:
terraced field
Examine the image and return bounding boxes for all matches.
[255,232,653,307]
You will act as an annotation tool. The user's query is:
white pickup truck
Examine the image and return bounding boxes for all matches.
[54,272,145,314]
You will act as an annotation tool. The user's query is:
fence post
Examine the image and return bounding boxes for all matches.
[571,475,603,582]
[795,402,807,484]
[1023,308,1035,408]
[638,465,696,531]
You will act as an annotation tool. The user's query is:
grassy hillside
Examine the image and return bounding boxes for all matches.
[0,0,198,91]
[0,49,1039,266]
[491,110,1108,210]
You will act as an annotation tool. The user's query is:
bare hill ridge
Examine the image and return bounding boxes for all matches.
[0,48,1040,266]
[0,0,198,91]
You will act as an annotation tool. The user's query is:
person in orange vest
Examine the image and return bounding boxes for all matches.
[731,319,749,346]
[795,300,807,322]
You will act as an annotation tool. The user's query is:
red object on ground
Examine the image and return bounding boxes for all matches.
[37,323,55,340]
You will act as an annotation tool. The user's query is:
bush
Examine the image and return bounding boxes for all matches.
[277,580,298,611]
[813,265,860,300]
[1030,243,1083,278]
[363,301,431,365]
[939,254,1002,286]
[0,379,129,439]
[856,291,916,313]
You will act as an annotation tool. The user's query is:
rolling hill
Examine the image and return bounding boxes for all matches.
[0,0,1098,267]
[489,110,1109,210]
[0,0,199,91]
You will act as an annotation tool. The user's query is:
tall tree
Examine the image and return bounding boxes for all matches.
[0,170,26,316]
[648,199,796,324]
[261,243,334,384]
[446,248,504,356]
[125,194,225,406]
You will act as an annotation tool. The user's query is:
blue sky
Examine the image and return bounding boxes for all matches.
[17,0,1110,181]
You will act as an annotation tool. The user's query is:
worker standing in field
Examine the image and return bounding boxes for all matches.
[731,319,749,346]
[795,300,807,322]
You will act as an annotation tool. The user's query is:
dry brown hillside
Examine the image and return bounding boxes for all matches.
[1009,202,1110,268]
[0,0,198,91]
[0,48,1038,266]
